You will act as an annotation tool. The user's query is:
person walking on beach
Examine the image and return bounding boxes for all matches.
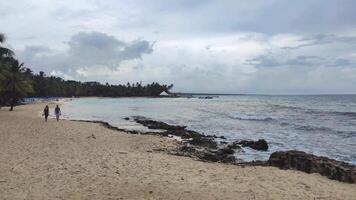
[43,105,49,122]
[54,105,61,121]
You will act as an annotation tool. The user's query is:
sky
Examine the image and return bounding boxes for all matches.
[1,0,356,94]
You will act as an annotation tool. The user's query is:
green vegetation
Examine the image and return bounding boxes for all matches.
[0,33,173,111]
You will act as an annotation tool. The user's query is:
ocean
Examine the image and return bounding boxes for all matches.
[61,95,356,164]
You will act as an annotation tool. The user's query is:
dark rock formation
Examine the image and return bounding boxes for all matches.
[189,137,217,148]
[72,120,140,134]
[268,150,356,183]
[198,149,236,163]
[219,146,235,154]
[132,116,221,149]
[227,142,242,150]
[177,145,236,163]
[235,139,268,151]
[133,117,186,130]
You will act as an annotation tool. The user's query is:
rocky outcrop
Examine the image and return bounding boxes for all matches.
[198,148,236,163]
[177,145,236,163]
[189,137,217,148]
[235,139,268,151]
[133,117,186,130]
[132,116,222,148]
[268,150,356,183]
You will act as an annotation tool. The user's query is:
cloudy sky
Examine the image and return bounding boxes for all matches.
[1,0,356,94]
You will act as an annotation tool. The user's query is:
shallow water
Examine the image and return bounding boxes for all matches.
[62,95,356,164]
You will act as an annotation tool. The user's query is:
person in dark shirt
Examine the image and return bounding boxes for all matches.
[43,105,49,122]
[54,105,61,121]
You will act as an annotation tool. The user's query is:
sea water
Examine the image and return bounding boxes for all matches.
[61,95,356,164]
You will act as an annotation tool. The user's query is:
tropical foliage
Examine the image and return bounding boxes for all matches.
[0,33,174,110]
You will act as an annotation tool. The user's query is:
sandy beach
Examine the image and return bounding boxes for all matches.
[0,102,355,200]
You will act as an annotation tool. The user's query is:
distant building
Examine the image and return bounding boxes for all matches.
[159,91,171,96]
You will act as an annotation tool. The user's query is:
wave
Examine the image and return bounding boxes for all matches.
[272,104,356,119]
[294,124,334,132]
[272,104,300,111]
[290,124,356,138]
[230,114,275,122]
[329,111,356,118]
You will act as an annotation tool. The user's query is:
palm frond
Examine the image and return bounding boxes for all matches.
[0,47,14,57]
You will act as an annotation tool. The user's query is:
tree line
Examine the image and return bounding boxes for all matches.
[0,33,173,111]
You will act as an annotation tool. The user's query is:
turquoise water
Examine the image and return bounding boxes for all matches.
[62,95,356,164]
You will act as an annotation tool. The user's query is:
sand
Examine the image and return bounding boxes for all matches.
[0,102,355,200]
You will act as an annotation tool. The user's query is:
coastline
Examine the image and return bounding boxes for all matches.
[0,102,355,199]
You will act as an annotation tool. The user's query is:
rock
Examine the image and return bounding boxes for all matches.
[133,117,186,130]
[212,135,226,139]
[236,139,268,151]
[219,147,235,155]
[189,137,217,148]
[123,117,130,120]
[197,149,236,163]
[177,145,236,163]
[268,150,356,183]
[164,130,190,138]
[180,145,196,153]
[227,143,242,150]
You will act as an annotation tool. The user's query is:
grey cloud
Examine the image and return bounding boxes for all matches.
[121,40,154,60]
[237,0,356,34]
[282,34,356,50]
[18,31,154,73]
[246,54,353,68]
[245,55,282,67]
[110,0,356,35]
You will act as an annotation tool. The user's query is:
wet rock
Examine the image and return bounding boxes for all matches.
[189,137,218,148]
[133,117,221,149]
[268,150,356,183]
[197,148,236,163]
[177,144,236,163]
[133,117,186,130]
[180,145,196,153]
[227,142,242,150]
[236,139,268,151]
[212,135,226,139]
[123,117,130,120]
[218,146,235,154]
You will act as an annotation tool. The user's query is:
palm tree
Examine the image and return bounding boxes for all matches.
[0,33,9,102]
[0,33,14,93]
[2,58,33,111]
[0,33,33,110]
[0,33,14,58]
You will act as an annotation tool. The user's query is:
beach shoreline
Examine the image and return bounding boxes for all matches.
[0,102,355,200]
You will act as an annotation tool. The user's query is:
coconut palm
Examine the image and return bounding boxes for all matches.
[0,33,14,58]
[1,58,33,110]
[0,33,33,110]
